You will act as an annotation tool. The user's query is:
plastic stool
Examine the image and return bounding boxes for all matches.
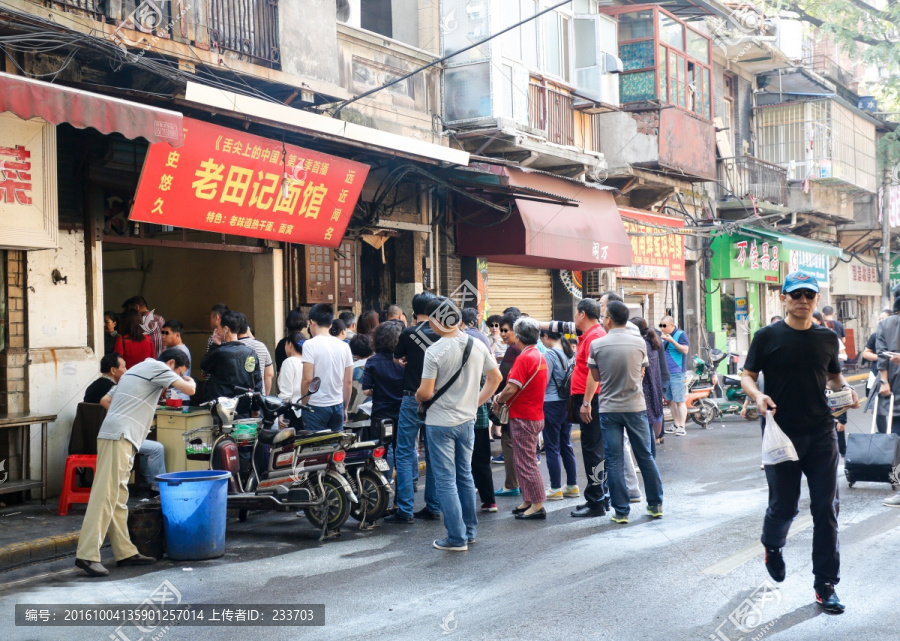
[59,454,97,516]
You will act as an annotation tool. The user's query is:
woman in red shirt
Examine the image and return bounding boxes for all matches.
[492,317,548,519]
[114,308,154,369]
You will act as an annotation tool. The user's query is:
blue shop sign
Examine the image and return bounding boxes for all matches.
[787,248,829,283]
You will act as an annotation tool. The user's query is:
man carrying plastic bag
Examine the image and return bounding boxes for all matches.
[741,271,858,615]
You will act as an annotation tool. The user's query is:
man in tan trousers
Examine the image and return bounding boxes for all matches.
[75,349,195,577]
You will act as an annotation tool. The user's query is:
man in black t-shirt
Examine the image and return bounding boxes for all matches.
[742,271,858,615]
[385,292,442,523]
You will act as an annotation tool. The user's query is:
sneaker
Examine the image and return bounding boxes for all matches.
[75,558,109,577]
[883,493,900,508]
[815,583,845,614]
[536,453,541,463]
[467,537,476,545]
[480,502,498,513]
[764,547,785,583]
[495,486,521,497]
[646,504,663,518]
[433,538,468,552]
[675,426,686,436]
[384,511,414,524]
[664,425,676,434]
[546,487,564,501]
[491,454,504,465]
[563,485,581,498]
[629,494,643,503]
[610,512,629,524]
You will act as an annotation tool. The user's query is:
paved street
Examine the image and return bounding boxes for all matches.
[3,392,900,641]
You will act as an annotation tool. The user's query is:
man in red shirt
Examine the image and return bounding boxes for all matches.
[541,298,610,517]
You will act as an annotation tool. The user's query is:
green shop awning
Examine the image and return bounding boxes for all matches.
[740,226,843,285]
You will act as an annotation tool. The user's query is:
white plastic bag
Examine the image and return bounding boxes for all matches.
[761,411,799,466]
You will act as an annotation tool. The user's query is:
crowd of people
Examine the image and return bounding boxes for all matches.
[80,274,900,618]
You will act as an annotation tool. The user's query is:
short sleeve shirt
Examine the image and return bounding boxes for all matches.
[664,329,689,373]
[587,329,649,413]
[301,335,353,407]
[506,346,548,420]
[394,322,439,392]
[98,358,181,449]
[571,323,606,395]
[421,335,498,427]
[744,321,841,437]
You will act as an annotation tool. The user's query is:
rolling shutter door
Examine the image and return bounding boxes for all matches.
[487,262,553,320]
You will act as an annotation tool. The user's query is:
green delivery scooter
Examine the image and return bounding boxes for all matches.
[706,351,759,421]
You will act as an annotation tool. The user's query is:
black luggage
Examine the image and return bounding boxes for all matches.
[845,394,900,490]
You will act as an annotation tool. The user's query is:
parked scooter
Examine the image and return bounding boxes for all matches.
[342,401,394,528]
[701,352,759,420]
[683,370,717,428]
[184,377,359,541]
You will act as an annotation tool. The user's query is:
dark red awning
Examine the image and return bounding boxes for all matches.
[456,167,633,271]
[0,72,183,146]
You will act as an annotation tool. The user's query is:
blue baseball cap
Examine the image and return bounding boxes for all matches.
[782,270,820,294]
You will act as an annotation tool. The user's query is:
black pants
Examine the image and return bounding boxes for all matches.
[471,427,495,505]
[761,429,840,587]
[572,394,609,508]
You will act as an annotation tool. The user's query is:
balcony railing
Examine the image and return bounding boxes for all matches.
[52,0,104,17]
[803,53,855,89]
[528,84,575,147]
[717,155,788,207]
[207,0,280,66]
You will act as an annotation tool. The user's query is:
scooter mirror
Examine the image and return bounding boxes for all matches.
[308,377,321,395]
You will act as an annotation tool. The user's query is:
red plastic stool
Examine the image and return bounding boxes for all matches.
[58,454,97,516]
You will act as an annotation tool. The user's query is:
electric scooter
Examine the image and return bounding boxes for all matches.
[343,402,394,528]
[184,378,359,541]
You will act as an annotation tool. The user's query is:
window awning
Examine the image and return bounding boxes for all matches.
[740,226,844,257]
[456,167,633,271]
[0,72,183,146]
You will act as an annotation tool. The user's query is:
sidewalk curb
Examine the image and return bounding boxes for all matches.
[0,531,80,572]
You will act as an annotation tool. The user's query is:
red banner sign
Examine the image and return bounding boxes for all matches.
[131,117,369,247]
[616,209,685,281]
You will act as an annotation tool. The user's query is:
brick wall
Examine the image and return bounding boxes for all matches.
[1,250,27,487]
[632,110,660,137]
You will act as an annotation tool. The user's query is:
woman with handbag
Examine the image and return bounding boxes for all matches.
[492,318,549,519]
[540,330,578,501]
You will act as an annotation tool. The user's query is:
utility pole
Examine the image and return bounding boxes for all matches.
[884,167,893,307]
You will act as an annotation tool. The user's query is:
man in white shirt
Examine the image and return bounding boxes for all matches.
[301,303,354,432]
[416,297,502,551]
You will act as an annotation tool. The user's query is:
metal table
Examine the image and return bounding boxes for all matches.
[0,413,56,505]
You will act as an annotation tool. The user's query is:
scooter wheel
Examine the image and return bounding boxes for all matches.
[238,509,249,523]
[350,470,391,523]
[305,476,351,532]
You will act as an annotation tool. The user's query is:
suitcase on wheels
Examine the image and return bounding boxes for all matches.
[845,394,900,489]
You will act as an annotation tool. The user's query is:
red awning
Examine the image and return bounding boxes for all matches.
[0,72,183,146]
[456,167,633,271]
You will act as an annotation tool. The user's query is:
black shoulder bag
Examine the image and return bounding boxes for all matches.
[417,336,474,422]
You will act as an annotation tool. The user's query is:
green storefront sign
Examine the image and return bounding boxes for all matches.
[709,233,783,283]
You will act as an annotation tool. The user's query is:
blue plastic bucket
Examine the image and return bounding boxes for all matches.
[155,470,231,561]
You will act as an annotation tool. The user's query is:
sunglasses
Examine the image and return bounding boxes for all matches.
[489,323,500,328]
[161,330,172,335]
[788,290,817,300]
[659,323,669,328]
[500,328,510,333]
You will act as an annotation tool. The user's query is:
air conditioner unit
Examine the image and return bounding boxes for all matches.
[336,0,361,29]
[574,65,619,108]
[838,299,858,321]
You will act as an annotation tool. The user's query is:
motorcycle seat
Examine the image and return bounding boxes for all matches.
[257,427,295,445]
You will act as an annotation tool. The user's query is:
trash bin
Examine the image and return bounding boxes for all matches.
[127,503,165,560]
[156,470,231,561]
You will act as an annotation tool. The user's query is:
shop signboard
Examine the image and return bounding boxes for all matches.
[0,112,57,250]
[832,257,882,297]
[709,233,781,283]
[131,117,370,248]
[787,248,829,284]
[616,210,685,281]
[891,254,900,292]
[735,297,748,321]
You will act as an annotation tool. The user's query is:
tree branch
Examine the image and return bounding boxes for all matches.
[787,4,892,46]
[843,0,894,23]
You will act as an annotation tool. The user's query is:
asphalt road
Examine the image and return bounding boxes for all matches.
[3,391,900,641]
